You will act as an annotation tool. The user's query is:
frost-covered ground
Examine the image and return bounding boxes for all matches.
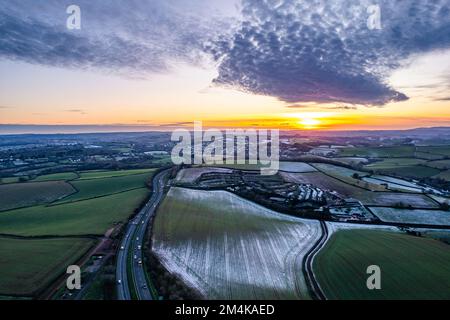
[429,194,450,204]
[369,207,450,226]
[362,177,422,193]
[312,163,369,178]
[152,187,322,300]
[175,167,233,183]
[278,162,317,173]
[281,172,438,208]
[326,221,399,237]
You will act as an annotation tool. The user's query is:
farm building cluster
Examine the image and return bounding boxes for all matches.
[176,168,379,223]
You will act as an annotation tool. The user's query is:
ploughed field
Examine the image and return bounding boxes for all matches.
[314,229,450,299]
[152,187,322,299]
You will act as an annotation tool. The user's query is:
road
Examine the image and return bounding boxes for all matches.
[303,220,328,300]
[116,170,169,300]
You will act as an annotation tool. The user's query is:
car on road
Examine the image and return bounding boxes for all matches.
[137,245,141,250]
[120,245,125,250]
[117,279,122,285]
[138,260,142,265]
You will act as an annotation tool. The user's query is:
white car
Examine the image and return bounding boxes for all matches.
[137,245,142,250]
[117,279,122,285]
[120,246,125,250]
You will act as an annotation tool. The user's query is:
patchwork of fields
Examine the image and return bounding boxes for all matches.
[339,146,416,158]
[56,172,152,203]
[0,168,156,297]
[280,172,438,208]
[336,145,450,181]
[314,229,450,299]
[0,188,149,236]
[152,187,322,299]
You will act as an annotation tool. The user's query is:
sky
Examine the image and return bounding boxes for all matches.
[1,0,450,133]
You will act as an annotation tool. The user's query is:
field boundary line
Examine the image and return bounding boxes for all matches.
[47,187,148,207]
[76,170,156,181]
[0,233,100,240]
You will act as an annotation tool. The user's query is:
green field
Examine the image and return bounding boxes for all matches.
[417,146,450,156]
[0,237,95,296]
[434,170,450,181]
[0,188,149,236]
[151,155,172,165]
[0,168,156,298]
[339,146,415,158]
[0,181,75,211]
[314,229,450,299]
[58,172,153,203]
[33,172,79,182]
[311,163,386,191]
[414,151,446,160]
[373,166,441,179]
[78,168,155,180]
[427,160,450,170]
[365,158,427,169]
[0,177,22,184]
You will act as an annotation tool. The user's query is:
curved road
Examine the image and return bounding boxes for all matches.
[116,170,169,300]
[303,220,328,300]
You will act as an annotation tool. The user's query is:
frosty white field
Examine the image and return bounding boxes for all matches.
[175,167,233,184]
[369,207,450,226]
[152,187,322,299]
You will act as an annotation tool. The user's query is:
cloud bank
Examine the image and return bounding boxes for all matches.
[209,0,450,105]
[0,0,449,105]
[0,0,231,76]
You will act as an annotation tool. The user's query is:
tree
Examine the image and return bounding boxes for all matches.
[440,202,450,211]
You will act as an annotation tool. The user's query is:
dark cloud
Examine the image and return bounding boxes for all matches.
[0,1,229,76]
[209,0,450,106]
[325,106,358,110]
[1,0,449,107]
[0,13,166,74]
